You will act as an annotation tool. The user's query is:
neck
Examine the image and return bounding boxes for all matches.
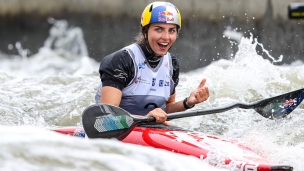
[139,43,163,68]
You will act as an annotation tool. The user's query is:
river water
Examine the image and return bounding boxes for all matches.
[0,20,303,171]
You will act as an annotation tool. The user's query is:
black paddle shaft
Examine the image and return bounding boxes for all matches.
[82,88,304,139]
[168,88,304,120]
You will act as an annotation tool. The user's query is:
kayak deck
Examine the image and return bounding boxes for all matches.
[122,124,293,171]
[53,124,293,171]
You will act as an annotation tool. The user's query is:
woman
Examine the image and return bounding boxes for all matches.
[95,1,209,125]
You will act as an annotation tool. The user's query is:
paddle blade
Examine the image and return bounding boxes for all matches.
[254,88,304,119]
[82,104,136,139]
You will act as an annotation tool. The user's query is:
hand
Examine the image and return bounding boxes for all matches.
[146,108,170,126]
[187,79,209,107]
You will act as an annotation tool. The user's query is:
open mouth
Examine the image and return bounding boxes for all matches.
[158,42,169,50]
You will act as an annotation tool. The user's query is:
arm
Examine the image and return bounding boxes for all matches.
[165,93,186,113]
[165,55,209,114]
[166,79,209,113]
[100,86,122,106]
[98,49,134,105]
[145,79,209,126]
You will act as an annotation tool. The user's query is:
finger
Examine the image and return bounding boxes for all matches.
[156,117,167,124]
[195,88,209,102]
[200,87,209,100]
[156,112,167,121]
[205,87,209,97]
[160,109,166,114]
[163,121,171,126]
[160,109,167,116]
[200,87,208,96]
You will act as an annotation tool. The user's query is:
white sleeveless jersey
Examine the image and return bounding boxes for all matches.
[119,44,174,115]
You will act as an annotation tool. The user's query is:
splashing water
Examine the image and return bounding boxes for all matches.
[174,31,304,171]
[44,18,88,57]
[0,20,304,171]
[0,19,98,78]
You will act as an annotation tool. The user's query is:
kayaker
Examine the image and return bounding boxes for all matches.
[95,1,209,125]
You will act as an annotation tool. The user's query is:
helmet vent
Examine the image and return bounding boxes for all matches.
[149,5,153,12]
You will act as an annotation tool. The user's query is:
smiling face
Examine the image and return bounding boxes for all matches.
[146,23,177,56]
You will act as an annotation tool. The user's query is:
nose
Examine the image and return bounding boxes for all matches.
[162,31,169,39]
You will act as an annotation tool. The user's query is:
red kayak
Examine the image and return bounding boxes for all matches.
[53,124,293,171]
[57,89,304,171]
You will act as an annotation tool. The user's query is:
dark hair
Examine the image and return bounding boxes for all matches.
[134,25,149,44]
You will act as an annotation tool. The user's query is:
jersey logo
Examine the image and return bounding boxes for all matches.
[138,62,146,69]
[159,80,164,87]
[114,69,127,81]
[144,103,158,109]
[135,77,141,84]
[152,78,156,86]
[165,62,168,68]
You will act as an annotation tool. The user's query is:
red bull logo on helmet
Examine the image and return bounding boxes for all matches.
[158,10,174,22]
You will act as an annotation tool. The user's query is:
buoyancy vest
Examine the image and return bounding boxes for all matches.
[95,43,174,115]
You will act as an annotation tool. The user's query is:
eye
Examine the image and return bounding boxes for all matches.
[155,28,162,32]
[169,28,176,33]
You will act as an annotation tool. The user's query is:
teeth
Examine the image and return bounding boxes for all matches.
[159,43,169,46]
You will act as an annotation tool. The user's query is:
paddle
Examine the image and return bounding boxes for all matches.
[82,88,304,139]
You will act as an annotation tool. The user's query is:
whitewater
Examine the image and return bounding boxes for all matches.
[0,19,303,171]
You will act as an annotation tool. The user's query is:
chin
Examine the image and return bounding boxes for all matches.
[156,52,167,56]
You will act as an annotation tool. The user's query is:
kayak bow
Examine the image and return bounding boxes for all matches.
[53,124,294,171]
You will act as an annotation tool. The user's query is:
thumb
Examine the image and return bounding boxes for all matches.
[198,79,207,88]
